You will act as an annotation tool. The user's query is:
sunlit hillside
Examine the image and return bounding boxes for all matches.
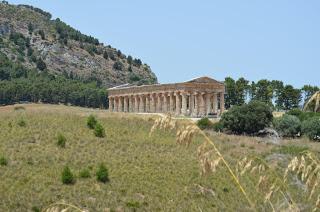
[0,104,319,211]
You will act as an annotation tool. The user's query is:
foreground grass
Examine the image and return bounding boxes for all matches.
[0,104,319,211]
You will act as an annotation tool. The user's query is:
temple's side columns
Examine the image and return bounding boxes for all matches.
[134,95,139,112]
[117,96,122,112]
[156,93,162,112]
[128,96,132,112]
[123,96,128,112]
[181,92,187,116]
[113,98,117,112]
[213,93,218,114]
[145,94,150,113]
[169,92,174,113]
[175,92,181,115]
[220,92,225,115]
[205,93,211,115]
[150,94,155,113]
[139,95,145,113]
[162,93,167,113]
[199,93,206,116]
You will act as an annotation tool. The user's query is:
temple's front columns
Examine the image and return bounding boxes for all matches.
[205,93,211,115]
[139,95,145,113]
[192,93,198,117]
[150,94,155,113]
[213,93,218,114]
[220,92,225,115]
[162,93,168,113]
[175,92,181,115]
[181,92,187,116]
[199,93,206,116]
[190,94,194,116]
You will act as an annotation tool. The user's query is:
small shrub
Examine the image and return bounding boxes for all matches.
[197,117,213,130]
[17,119,26,127]
[94,123,105,138]
[0,156,8,166]
[79,169,91,178]
[57,134,66,148]
[220,101,273,134]
[61,166,75,184]
[96,164,109,183]
[87,115,97,129]
[273,114,301,137]
[302,117,320,141]
[212,122,224,132]
[14,106,25,111]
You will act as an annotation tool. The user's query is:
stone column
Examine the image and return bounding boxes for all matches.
[213,93,218,114]
[123,96,128,112]
[162,93,168,113]
[205,93,211,115]
[128,96,132,112]
[139,95,145,113]
[192,93,198,117]
[118,96,123,112]
[169,92,174,113]
[145,94,150,113]
[150,94,155,113]
[175,92,181,115]
[199,93,206,116]
[134,95,139,112]
[190,94,194,116]
[156,93,162,112]
[181,92,187,116]
[108,97,113,111]
[220,92,225,115]
[113,97,117,112]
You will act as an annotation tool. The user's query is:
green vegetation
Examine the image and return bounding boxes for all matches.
[17,118,26,127]
[0,156,8,166]
[196,117,213,130]
[94,123,106,138]
[0,52,108,108]
[96,164,109,183]
[302,117,320,141]
[57,133,66,148]
[221,101,273,134]
[61,166,75,185]
[87,115,97,129]
[224,76,318,110]
[273,114,301,137]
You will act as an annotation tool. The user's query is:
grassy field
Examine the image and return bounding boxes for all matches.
[0,104,320,211]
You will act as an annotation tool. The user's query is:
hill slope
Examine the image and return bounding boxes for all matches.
[0,2,157,87]
[1,104,320,211]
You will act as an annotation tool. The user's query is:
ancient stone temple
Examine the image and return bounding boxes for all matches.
[108,76,225,117]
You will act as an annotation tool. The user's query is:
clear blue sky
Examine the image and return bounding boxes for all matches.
[9,0,320,87]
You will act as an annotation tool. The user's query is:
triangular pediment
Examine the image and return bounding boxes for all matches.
[185,76,222,84]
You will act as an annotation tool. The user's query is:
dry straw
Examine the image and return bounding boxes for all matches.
[149,115,256,210]
[42,201,85,212]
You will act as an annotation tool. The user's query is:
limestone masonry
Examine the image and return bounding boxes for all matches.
[108,76,225,117]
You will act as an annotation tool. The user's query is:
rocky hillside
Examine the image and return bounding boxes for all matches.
[0,2,157,87]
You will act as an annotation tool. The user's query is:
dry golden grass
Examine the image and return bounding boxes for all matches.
[1,104,320,211]
[304,91,320,112]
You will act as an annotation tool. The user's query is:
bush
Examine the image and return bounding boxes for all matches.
[87,115,97,129]
[220,101,273,134]
[94,123,105,138]
[302,117,320,141]
[57,134,66,148]
[0,156,8,166]
[273,115,301,137]
[96,164,109,183]
[79,168,91,178]
[212,122,224,132]
[61,166,75,184]
[197,117,213,130]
